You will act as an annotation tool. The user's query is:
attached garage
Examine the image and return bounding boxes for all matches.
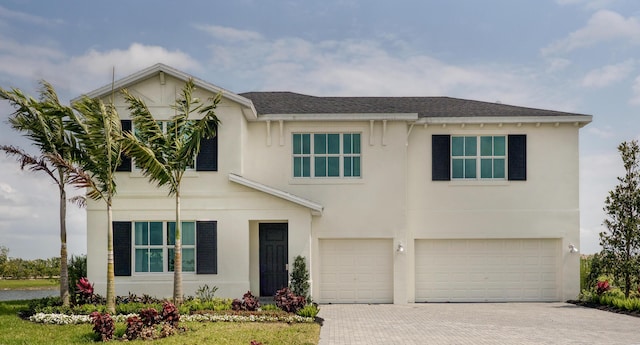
[415,239,560,302]
[318,239,393,303]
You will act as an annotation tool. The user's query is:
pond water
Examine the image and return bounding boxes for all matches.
[0,289,57,301]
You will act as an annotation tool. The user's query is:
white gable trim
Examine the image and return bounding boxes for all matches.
[74,63,258,120]
[228,173,324,216]
[418,115,593,127]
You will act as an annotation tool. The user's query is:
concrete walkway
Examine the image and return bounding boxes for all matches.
[317,303,640,344]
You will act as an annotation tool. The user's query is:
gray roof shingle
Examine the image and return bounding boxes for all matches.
[239,91,588,118]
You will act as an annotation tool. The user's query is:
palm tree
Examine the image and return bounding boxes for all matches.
[56,95,126,313]
[0,82,77,306]
[121,78,221,304]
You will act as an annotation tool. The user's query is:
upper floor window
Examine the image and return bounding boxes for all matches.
[432,134,526,181]
[293,133,361,178]
[452,136,505,179]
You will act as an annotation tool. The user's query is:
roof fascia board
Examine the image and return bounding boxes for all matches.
[418,115,593,125]
[256,113,418,122]
[73,63,258,120]
[228,173,323,216]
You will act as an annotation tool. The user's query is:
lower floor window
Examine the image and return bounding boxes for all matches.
[134,221,196,273]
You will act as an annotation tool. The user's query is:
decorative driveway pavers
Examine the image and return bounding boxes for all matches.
[317,303,640,345]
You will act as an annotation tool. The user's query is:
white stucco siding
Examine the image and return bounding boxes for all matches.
[404,123,581,302]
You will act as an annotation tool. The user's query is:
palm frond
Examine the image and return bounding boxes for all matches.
[68,195,87,208]
[0,145,59,183]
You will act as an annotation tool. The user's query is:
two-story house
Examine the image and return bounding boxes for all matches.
[82,63,591,303]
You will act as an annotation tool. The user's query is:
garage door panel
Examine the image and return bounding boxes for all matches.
[319,239,393,303]
[416,239,560,302]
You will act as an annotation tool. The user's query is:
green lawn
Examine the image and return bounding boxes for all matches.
[0,300,320,345]
[0,279,58,290]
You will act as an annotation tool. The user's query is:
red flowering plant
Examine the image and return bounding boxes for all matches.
[596,280,611,295]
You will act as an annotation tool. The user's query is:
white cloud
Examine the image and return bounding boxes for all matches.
[195,24,263,42]
[587,125,615,139]
[581,59,635,87]
[543,10,640,56]
[556,0,616,9]
[546,58,572,72]
[0,5,63,26]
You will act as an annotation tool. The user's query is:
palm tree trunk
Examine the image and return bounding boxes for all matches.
[106,201,116,313]
[173,188,183,305]
[58,181,70,306]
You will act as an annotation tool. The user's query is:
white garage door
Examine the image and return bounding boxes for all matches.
[415,239,560,302]
[318,239,393,303]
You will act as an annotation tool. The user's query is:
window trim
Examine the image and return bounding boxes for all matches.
[451,135,507,180]
[292,132,362,179]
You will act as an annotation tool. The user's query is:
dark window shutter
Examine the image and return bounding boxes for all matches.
[196,221,217,274]
[508,135,527,181]
[113,221,132,276]
[432,135,451,181]
[116,120,132,172]
[196,134,218,171]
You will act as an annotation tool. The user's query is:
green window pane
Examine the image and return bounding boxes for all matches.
[452,137,464,156]
[168,248,174,272]
[494,158,505,178]
[328,134,340,154]
[494,136,505,156]
[135,222,148,245]
[302,157,310,177]
[302,134,310,154]
[149,222,163,245]
[183,248,195,272]
[344,157,352,176]
[343,134,352,154]
[315,157,327,177]
[328,157,340,176]
[314,134,326,154]
[135,249,148,272]
[452,159,464,178]
[353,134,361,154]
[149,249,163,272]
[464,137,477,156]
[168,222,175,246]
[465,158,476,178]
[294,157,302,177]
[293,134,302,154]
[353,157,360,177]
[480,136,493,156]
[481,158,493,178]
[183,222,195,245]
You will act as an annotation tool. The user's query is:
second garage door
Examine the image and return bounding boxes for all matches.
[318,239,393,303]
[415,239,560,302]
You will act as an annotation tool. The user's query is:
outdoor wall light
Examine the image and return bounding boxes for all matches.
[568,244,579,253]
[397,242,405,253]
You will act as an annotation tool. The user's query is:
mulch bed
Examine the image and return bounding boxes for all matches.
[567,300,640,318]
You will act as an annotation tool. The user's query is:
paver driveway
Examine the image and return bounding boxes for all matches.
[317,303,640,345]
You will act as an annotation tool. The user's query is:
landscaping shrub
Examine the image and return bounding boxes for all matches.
[274,287,306,314]
[67,254,86,301]
[290,256,310,301]
[597,280,611,295]
[296,304,319,318]
[90,311,115,341]
[195,284,219,302]
[232,291,260,311]
[161,301,180,327]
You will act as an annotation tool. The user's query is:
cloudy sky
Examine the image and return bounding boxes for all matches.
[0,0,638,258]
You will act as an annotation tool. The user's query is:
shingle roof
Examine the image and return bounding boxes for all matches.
[239,91,588,118]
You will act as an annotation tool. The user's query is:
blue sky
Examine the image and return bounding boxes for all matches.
[0,0,638,258]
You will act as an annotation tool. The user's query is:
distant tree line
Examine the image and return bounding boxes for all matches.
[0,245,60,279]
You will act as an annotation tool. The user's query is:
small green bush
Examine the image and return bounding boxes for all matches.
[195,284,219,302]
[296,304,319,318]
[261,304,280,311]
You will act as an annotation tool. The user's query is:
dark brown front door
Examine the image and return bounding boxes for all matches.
[259,223,288,296]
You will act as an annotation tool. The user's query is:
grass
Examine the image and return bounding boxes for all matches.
[0,300,321,345]
[0,279,58,290]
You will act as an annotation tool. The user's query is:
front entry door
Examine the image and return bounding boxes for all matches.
[259,223,288,296]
